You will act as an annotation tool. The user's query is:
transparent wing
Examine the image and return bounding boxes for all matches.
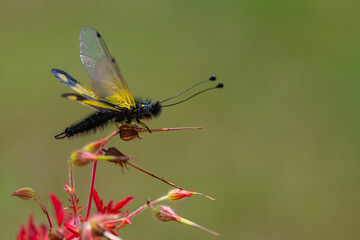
[79,26,135,109]
[79,26,111,79]
[93,56,135,109]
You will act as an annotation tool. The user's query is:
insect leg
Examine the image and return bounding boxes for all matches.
[139,121,152,133]
[114,121,121,130]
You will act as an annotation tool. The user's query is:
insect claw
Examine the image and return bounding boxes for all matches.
[146,125,152,133]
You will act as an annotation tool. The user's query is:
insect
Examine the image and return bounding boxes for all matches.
[52,26,223,139]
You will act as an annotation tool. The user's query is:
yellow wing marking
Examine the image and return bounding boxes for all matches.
[61,93,119,111]
[57,73,69,83]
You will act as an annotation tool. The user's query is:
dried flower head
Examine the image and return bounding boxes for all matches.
[103,147,133,170]
[119,124,142,141]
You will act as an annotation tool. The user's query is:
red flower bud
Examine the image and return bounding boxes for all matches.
[82,138,106,153]
[148,204,219,236]
[152,205,181,223]
[70,151,97,167]
[168,189,216,201]
[168,189,195,201]
[12,187,37,200]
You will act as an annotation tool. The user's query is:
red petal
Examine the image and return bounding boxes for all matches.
[64,223,79,236]
[66,235,78,240]
[113,196,133,212]
[40,224,49,240]
[106,200,114,213]
[49,193,65,226]
[105,223,116,229]
[16,224,27,240]
[93,189,103,213]
[101,206,106,214]
[28,214,40,239]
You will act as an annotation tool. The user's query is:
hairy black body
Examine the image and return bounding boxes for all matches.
[55,100,162,139]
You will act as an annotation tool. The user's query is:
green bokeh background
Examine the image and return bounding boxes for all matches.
[1,0,359,239]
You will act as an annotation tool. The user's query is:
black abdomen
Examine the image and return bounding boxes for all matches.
[55,111,122,139]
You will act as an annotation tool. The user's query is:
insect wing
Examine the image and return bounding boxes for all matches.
[51,69,99,101]
[61,93,119,111]
[93,56,135,109]
[79,26,135,109]
[79,26,111,79]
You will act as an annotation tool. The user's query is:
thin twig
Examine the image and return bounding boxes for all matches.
[126,161,183,189]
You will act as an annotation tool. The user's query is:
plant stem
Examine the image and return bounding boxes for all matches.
[138,126,202,133]
[68,164,81,225]
[35,194,53,230]
[85,130,119,221]
[126,161,182,189]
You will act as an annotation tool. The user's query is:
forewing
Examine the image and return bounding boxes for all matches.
[93,56,135,109]
[79,26,111,79]
[79,26,135,109]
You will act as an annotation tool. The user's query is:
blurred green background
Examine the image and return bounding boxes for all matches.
[1,0,360,239]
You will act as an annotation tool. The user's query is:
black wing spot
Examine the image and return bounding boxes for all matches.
[96,31,101,38]
[111,58,116,63]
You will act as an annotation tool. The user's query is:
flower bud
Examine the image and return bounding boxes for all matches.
[148,204,219,236]
[168,189,195,201]
[12,187,37,200]
[82,138,106,153]
[151,205,181,223]
[70,151,96,167]
[168,189,216,202]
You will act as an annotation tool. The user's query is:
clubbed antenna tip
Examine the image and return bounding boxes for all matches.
[216,82,224,88]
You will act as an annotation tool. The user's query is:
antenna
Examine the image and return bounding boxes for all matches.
[160,75,216,103]
[162,82,224,107]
